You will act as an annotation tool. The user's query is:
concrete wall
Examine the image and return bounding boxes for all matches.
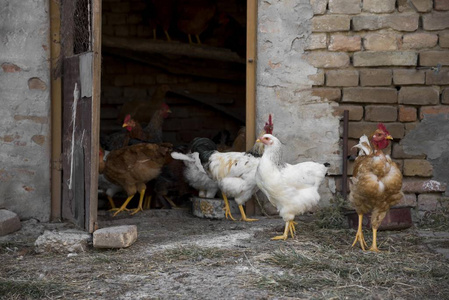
[256,0,341,204]
[0,0,51,221]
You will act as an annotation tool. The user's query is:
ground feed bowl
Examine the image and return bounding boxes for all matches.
[191,196,240,219]
[346,206,413,231]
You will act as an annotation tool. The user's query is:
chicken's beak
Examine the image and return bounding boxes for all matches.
[122,123,129,128]
[256,138,261,143]
[168,109,172,113]
[386,135,393,140]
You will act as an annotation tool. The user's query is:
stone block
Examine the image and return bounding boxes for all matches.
[410,0,433,12]
[352,14,419,32]
[402,179,447,193]
[348,122,405,139]
[308,70,325,85]
[420,106,449,119]
[326,70,359,86]
[353,51,417,67]
[35,230,92,254]
[420,51,449,66]
[328,35,361,51]
[342,87,398,104]
[403,159,433,176]
[443,88,449,104]
[393,69,425,85]
[405,122,419,134]
[93,225,137,249]
[363,33,400,51]
[418,194,446,211]
[402,33,438,49]
[311,88,342,102]
[363,0,395,13]
[114,74,134,87]
[365,105,397,122]
[422,11,449,30]
[333,105,364,120]
[435,0,449,10]
[360,69,392,86]
[398,0,416,12]
[312,15,351,32]
[305,33,327,50]
[135,75,156,85]
[398,105,417,122]
[303,51,350,68]
[398,87,439,105]
[310,0,328,15]
[107,13,127,25]
[426,69,449,85]
[0,209,21,236]
[392,143,426,159]
[329,0,361,14]
[440,31,449,48]
[396,193,417,207]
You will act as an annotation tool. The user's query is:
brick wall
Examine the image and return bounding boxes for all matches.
[306,0,449,216]
[101,0,246,145]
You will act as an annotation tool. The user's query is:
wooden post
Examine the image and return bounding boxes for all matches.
[245,0,258,216]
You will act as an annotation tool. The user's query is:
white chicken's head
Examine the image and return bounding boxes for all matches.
[256,134,278,146]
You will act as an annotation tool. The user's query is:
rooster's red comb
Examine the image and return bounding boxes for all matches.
[124,114,131,123]
[377,123,389,134]
[264,114,273,134]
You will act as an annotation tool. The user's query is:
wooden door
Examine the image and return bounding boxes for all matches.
[60,0,101,232]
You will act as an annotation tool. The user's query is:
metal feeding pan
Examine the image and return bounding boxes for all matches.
[346,206,413,231]
[191,196,239,219]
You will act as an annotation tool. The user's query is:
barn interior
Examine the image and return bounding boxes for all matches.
[98,0,247,212]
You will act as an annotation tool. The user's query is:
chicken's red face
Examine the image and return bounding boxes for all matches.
[161,103,172,119]
[122,114,136,132]
[259,135,273,146]
[371,123,392,150]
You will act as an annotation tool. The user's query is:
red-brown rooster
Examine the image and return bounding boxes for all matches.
[176,0,216,44]
[349,123,403,252]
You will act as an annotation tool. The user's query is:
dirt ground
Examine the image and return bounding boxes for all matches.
[1,208,449,299]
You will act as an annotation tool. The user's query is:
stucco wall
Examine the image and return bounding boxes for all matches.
[0,0,51,221]
[256,0,341,204]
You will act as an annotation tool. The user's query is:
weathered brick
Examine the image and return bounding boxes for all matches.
[305,34,327,50]
[303,51,350,68]
[393,69,426,85]
[111,2,130,13]
[157,74,179,84]
[363,33,400,51]
[365,105,397,122]
[363,0,395,13]
[342,87,398,104]
[420,51,449,66]
[1,63,21,73]
[422,11,449,30]
[426,69,449,85]
[405,122,419,134]
[398,87,440,105]
[410,0,433,12]
[123,87,147,99]
[398,0,416,12]
[311,88,342,101]
[418,194,447,212]
[420,106,449,119]
[396,193,417,207]
[312,15,351,32]
[28,77,47,90]
[328,35,361,51]
[326,70,359,86]
[360,69,392,86]
[114,74,134,86]
[402,33,438,49]
[403,159,433,176]
[348,122,405,139]
[392,143,426,159]
[353,51,417,67]
[443,88,449,104]
[440,31,449,48]
[0,210,21,236]
[135,75,156,85]
[310,0,328,15]
[93,225,137,249]
[435,0,449,10]
[329,0,361,14]
[107,13,127,25]
[333,105,364,120]
[127,14,143,25]
[398,105,417,122]
[308,70,325,85]
[352,14,419,32]
[402,178,447,193]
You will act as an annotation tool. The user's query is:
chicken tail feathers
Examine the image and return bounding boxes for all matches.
[324,162,330,167]
[171,152,194,162]
[352,134,373,156]
[190,137,217,166]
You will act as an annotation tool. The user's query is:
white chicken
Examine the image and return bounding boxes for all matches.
[192,116,274,222]
[256,134,329,240]
[170,138,219,198]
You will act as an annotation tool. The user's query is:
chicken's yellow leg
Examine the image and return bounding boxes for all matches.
[188,34,193,44]
[222,192,236,221]
[288,221,298,238]
[164,30,171,41]
[112,195,135,217]
[352,214,368,250]
[368,228,380,252]
[108,196,116,209]
[130,189,146,215]
[153,29,157,40]
[195,34,201,44]
[143,194,152,210]
[238,205,258,222]
[271,221,290,240]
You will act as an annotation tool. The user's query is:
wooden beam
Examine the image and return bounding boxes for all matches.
[245,0,258,216]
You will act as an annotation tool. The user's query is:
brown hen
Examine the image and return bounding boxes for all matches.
[349,123,403,252]
[103,142,173,216]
